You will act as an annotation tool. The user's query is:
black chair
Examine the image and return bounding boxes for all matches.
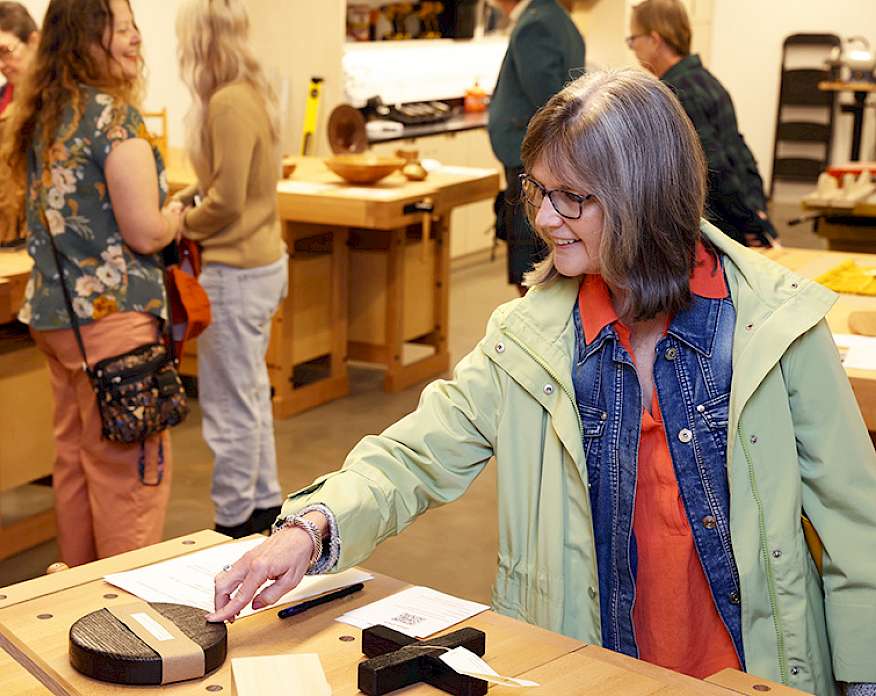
[769,33,841,198]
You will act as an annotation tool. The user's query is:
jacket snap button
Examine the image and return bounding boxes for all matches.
[772,549,782,559]
[750,434,758,444]
[702,515,717,529]
[495,342,505,353]
[728,591,740,605]
[696,404,705,413]
[790,666,800,676]
[791,282,798,289]
[678,428,693,443]
[600,412,607,421]
[664,346,678,361]
[543,384,554,395]
[745,323,754,331]
[587,586,597,599]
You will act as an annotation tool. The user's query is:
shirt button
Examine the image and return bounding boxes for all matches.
[728,591,740,605]
[696,404,705,413]
[495,341,505,353]
[678,428,693,443]
[543,384,554,395]
[588,586,597,599]
[664,346,678,361]
[600,412,607,421]
[702,515,717,529]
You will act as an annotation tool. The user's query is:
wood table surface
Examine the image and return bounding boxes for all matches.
[0,531,804,695]
[0,248,31,325]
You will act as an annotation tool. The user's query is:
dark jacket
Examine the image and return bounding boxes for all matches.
[661,54,773,244]
[488,0,585,168]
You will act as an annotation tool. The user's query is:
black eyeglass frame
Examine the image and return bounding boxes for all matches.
[519,173,595,221]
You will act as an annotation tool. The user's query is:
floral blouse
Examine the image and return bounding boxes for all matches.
[19,86,168,330]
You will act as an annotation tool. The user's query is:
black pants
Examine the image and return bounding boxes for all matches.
[501,166,548,286]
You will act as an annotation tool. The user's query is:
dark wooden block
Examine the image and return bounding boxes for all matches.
[69,602,226,685]
[358,625,488,696]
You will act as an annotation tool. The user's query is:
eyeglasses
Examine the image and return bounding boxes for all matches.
[519,173,594,220]
[625,33,646,48]
[0,39,21,60]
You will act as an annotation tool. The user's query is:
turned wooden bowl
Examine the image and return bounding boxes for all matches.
[324,154,405,185]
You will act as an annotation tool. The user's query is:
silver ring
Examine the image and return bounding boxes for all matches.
[221,564,232,573]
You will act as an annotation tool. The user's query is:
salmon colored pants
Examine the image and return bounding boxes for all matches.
[31,311,173,566]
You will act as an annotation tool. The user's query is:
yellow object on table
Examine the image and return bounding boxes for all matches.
[816,259,876,295]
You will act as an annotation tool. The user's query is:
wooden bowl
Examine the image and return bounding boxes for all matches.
[324,155,405,185]
[282,158,297,179]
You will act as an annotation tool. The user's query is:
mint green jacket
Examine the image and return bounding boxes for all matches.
[283,222,876,694]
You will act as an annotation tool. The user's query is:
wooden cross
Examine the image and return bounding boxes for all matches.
[357,625,488,696]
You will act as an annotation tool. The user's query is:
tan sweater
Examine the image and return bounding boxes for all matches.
[180,82,285,268]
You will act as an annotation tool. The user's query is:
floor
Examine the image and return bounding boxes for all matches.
[0,202,825,605]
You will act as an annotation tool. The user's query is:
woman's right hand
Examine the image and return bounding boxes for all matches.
[206,521,320,623]
[161,200,184,243]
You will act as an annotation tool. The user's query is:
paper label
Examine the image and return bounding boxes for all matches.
[130,611,175,641]
[440,647,539,688]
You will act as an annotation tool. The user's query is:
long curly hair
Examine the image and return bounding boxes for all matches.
[176,0,279,174]
[0,0,143,236]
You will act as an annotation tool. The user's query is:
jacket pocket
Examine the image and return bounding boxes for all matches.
[578,404,606,487]
[697,391,730,450]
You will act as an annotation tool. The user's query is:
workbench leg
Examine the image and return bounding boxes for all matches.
[383,228,407,392]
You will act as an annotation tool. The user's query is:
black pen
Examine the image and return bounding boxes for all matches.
[277,582,365,619]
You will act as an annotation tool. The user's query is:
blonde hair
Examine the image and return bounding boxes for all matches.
[631,0,691,57]
[176,0,279,172]
[521,69,706,322]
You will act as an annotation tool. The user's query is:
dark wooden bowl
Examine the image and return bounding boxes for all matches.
[69,602,226,685]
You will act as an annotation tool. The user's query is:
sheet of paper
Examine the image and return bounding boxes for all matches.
[832,333,876,371]
[336,585,488,638]
[440,647,539,688]
[434,164,496,177]
[232,654,331,696]
[276,180,334,195]
[104,538,373,618]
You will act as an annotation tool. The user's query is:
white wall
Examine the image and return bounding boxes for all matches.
[709,0,876,199]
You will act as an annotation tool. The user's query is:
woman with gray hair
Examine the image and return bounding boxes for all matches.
[207,70,875,696]
[174,0,287,538]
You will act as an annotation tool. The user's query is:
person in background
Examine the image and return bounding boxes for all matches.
[175,0,288,538]
[0,2,38,243]
[627,0,778,247]
[487,0,584,294]
[0,0,182,565]
[0,1,38,117]
[207,70,875,696]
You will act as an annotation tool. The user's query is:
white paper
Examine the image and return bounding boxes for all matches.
[833,333,876,371]
[276,180,334,195]
[336,585,488,638]
[104,538,373,618]
[434,164,496,177]
[440,647,539,688]
[232,654,331,696]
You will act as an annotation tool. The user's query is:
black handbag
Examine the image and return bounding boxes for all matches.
[46,230,189,461]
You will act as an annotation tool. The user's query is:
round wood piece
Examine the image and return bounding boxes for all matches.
[69,603,226,685]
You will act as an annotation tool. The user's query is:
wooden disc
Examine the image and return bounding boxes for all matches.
[849,310,876,337]
[328,104,368,154]
[69,603,226,685]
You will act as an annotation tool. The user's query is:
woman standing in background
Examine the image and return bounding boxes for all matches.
[0,0,181,565]
[0,2,38,243]
[175,0,288,538]
[0,1,38,118]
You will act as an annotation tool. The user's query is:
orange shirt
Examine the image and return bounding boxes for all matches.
[578,242,741,678]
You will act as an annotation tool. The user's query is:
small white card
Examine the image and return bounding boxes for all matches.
[440,647,539,688]
[231,654,331,696]
[833,332,876,371]
[335,586,489,638]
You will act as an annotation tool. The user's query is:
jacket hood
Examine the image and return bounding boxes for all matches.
[491,220,837,417]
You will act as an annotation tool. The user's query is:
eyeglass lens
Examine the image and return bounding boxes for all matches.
[521,177,582,219]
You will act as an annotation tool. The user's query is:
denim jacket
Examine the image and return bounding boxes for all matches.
[572,281,744,665]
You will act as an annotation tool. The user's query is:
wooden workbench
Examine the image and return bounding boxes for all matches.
[767,246,876,430]
[167,153,499,416]
[0,531,803,695]
[0,249,55,561]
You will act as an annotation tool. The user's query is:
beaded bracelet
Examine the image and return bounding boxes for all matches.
[274,514,322,569]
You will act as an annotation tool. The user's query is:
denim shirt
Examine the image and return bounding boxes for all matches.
[572,280,745,666]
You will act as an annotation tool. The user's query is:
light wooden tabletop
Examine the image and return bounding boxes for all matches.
[0,531,805,695]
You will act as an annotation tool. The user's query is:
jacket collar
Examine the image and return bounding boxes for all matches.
[661,53,704,82]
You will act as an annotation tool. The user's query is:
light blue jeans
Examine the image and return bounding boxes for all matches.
[198,254,288,526]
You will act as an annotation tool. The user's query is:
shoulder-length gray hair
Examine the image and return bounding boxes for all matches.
[176,0,279,173]
[521,69,706,322]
